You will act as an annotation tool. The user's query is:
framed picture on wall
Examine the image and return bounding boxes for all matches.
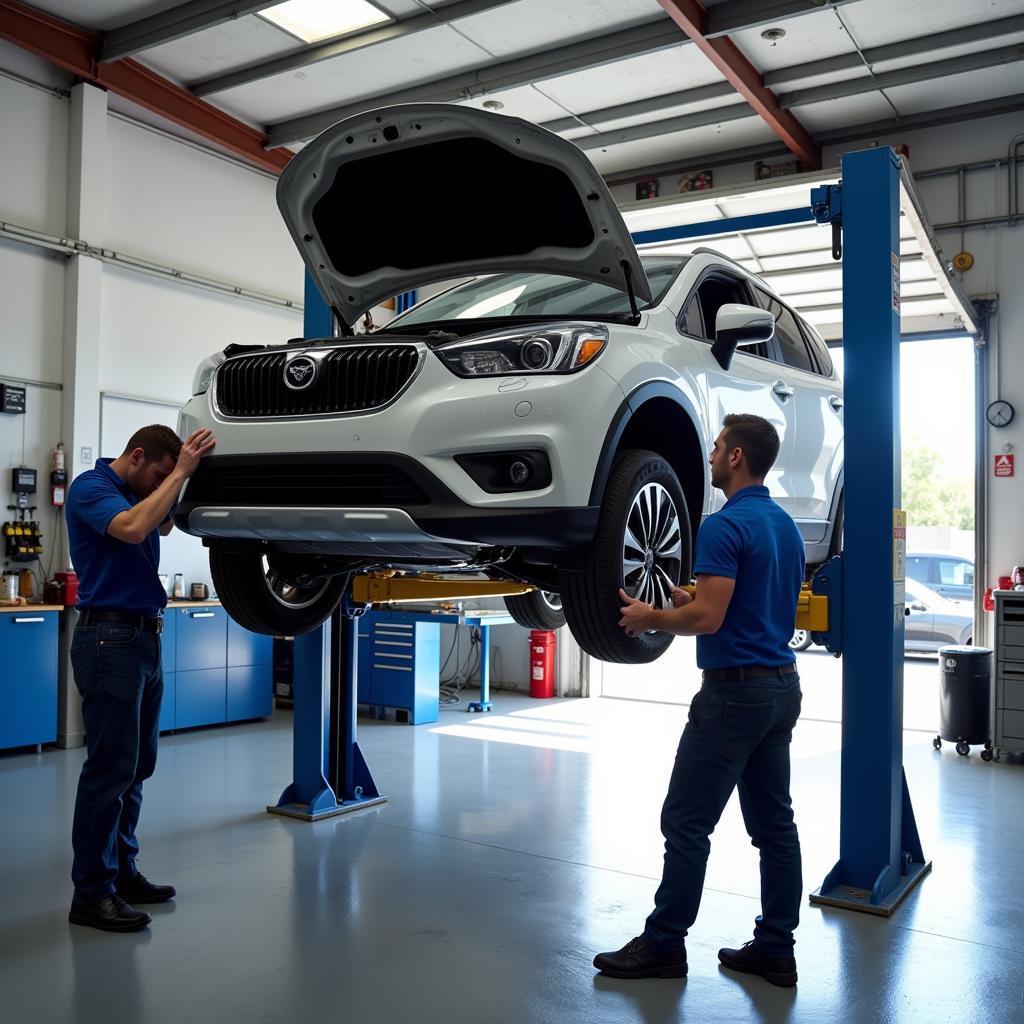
[635,179,659,200]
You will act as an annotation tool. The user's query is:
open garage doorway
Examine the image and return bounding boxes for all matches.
[596,333,978,732]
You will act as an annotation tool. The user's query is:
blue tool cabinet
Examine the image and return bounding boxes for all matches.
[162,603,272,732]
[0,607,58,751]
[357,610,440,724]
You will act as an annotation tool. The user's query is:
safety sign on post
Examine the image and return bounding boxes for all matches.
[994,454,1015,477]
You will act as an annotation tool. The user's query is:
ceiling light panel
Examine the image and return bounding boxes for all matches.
[260,0,390,44]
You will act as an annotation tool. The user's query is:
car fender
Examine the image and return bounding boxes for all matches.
[588,378,709,507]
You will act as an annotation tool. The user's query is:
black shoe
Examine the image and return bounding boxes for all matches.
[116,872,176,905]
[593,936,687,979]
[718,941,797,987]
[69,894,151,933]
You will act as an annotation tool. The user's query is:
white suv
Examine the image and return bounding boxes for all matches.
[176,103,843,665]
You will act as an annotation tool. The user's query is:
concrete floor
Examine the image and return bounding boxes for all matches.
[1,676,1022,1024]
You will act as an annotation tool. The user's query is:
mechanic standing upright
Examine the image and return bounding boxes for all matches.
[66,424,215,932]
[594,413,805,987]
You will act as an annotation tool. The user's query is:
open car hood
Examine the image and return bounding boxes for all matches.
[277,103,652,329]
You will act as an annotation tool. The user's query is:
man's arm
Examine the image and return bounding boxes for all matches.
[107,429,215,544]
[618,575,736,637]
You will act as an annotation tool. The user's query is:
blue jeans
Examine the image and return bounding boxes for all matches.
[643,672,803,957]
[70,621,163,904]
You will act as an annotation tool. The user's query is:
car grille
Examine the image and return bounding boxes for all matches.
[215,345,420,417]
[184,458,430,507]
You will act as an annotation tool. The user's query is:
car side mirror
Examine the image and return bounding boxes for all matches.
[711,304,775,370]
[907,601,927,613]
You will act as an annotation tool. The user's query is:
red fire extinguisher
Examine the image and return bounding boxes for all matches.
[529,630,557,698]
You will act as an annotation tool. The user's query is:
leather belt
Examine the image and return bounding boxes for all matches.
[703,664,797,682]
[79,608,164,635]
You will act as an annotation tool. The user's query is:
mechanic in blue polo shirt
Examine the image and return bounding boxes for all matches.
[66,423,215,933]
[595,413,805,987]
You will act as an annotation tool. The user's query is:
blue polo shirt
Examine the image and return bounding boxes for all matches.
[693,485,804,670]
[66,459,167,618]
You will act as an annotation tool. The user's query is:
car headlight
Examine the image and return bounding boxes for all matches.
[434,323,608,377]
[191,351,226,396]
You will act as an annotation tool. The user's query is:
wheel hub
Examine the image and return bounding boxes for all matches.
[621,481,683,609]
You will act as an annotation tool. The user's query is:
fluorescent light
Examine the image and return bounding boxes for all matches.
[260,0,389,44]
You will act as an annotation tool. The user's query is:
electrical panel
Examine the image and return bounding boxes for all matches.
[0,384,26,415]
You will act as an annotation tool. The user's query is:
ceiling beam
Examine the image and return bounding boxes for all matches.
[779,42,1024,109]
[192,0,523,97]
[264,19,685,146]
[263,0,868,147]
[655,0,818,168]
[763,12,1024,88]
[100,0,270,62]
[0,0,293,175]
[601,93,1024,187]
[706,0,863,36]
[543,12,1024,138]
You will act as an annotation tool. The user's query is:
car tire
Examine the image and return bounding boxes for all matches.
[209,546,347,635]
[505,590,566,630]
[789,629,813,652]
[560,449,691,664]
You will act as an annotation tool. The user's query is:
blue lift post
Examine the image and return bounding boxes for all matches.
[268,273,386,821]
[808,146,930,914]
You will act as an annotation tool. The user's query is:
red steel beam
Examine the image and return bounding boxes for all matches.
[657,0,820,170]
[0,0,293,175]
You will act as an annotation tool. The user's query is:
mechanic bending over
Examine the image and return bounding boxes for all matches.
[66,425,216,933]
[595,413,805,988]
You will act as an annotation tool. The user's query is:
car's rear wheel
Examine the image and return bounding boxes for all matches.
[210,546,347,635]
[560,449,691,664]
[789,629,812,652]
[505,590,566,630]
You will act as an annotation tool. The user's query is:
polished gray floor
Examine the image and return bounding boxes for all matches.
[1,685,1022,1024]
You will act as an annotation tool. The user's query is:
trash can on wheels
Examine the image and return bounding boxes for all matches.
[934,646,994,760]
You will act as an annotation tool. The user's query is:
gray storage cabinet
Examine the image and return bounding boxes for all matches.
[994,591,1024,756]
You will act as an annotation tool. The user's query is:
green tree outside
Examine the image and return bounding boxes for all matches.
[902,437,974,529]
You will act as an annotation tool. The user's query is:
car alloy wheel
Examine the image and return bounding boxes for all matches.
[622,481,683,609]
[789,629,812,651]
[264,557,332,610]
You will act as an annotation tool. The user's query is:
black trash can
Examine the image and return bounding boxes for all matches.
[934,646,993,759]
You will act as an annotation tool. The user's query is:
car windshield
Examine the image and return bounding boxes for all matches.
[387,256,688,326]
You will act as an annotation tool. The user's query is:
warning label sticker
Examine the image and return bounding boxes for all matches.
[892,252,901,313]
[995,453,1015,477]
[893,508,907,579]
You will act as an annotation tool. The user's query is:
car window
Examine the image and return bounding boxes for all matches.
[801,319,834,376]
[693,274,770,359]
[906,557,932,583]
[680,297,703,338]
[938,559,973,586]
[386,256,689,326]
[753,288,815,372]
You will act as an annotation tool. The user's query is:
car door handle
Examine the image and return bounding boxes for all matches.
[772,381,794,399]
[829,394,843,410]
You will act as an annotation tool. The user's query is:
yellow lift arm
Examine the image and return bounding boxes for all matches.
[351,573,829,633]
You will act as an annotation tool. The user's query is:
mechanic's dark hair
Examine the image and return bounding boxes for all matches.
[123,424,182,463]
[721,414,780,478]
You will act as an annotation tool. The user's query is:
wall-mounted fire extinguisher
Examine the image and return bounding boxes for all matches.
[50,442,66,508]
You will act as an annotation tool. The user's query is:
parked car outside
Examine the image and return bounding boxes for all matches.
[790,577,972,655]
[175,103,844,664]
[905,551,974,605]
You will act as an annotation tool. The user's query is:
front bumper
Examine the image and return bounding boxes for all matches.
[172,452,599,552]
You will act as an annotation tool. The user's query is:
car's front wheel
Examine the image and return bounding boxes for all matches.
[560,449,691,664]
[209,547,347,635]
[505,590,566,630]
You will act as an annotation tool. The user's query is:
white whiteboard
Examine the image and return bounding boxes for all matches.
[99,394,213,593]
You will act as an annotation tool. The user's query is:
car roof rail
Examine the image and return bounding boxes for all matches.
[690,246,753,272]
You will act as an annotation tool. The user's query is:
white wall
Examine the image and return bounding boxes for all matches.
[0,58,305,592]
